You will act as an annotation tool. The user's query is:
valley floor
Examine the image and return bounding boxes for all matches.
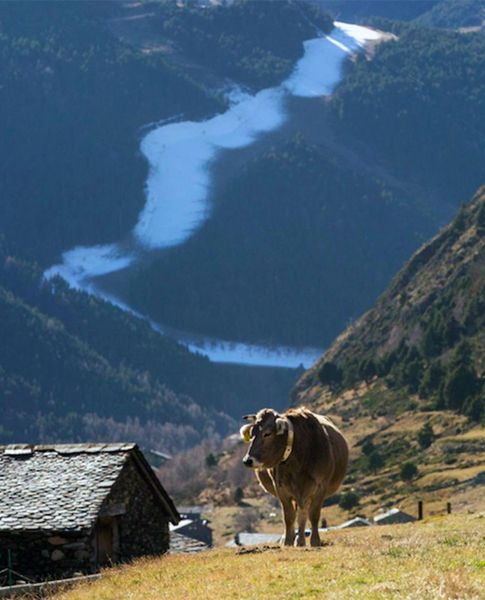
[54,513,484,600]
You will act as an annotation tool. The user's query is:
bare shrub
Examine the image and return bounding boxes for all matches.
[233,507,260,533]
[157,439,219,502]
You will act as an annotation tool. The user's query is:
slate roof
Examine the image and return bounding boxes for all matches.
[335,517,371,529]
[170,532,209,554]
[0,443,179,532]
[373,508,416,524]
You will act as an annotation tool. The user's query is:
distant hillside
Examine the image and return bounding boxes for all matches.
[416,0,485,30]
[0,241,298,451]
[4,0,484,353]
[294,186,485,421]
[316,0,484,29]
[126,11,485,348]
[0,1,219,265]
[315,0,441,22]
[156,0,333,89]
[332,24,485,203]
[131,135,433,346]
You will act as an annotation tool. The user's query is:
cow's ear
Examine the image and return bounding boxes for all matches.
[240,424,253,443]
[243,414,257,422]
[275,417,288,435]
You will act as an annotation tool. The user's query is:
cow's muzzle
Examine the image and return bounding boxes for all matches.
[243,455,262,469]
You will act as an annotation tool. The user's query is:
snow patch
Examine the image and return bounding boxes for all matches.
[45,244,135,292]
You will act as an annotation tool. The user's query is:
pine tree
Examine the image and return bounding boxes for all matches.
[417,422,434,449]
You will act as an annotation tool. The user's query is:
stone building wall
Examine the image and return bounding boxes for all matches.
[101,456,170,560]
[0,454,171,583]
[0,530,95,583]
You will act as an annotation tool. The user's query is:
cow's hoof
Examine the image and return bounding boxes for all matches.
[310,537,322,548]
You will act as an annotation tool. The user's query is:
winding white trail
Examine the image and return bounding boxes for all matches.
[44,22,382,368]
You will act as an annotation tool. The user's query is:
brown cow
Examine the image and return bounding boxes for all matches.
[240,407,348,547]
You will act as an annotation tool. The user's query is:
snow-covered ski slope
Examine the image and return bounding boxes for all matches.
[45,23,383,368]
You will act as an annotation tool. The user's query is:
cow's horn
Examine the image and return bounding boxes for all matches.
[243,414,257,422]
[275,417,288,435]
[240,424,253,443]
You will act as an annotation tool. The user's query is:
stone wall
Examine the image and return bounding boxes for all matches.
[101,456,170,560]
[0,530,95,583]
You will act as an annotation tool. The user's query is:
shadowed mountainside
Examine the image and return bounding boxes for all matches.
[293,185,485,423]
[127,8,485,347]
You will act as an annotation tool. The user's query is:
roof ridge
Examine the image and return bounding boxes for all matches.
[0,442,137,455]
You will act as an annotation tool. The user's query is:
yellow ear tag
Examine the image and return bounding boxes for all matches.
[240,424,253,443]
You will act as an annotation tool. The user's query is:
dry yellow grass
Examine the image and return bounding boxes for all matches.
[54,513,484,600]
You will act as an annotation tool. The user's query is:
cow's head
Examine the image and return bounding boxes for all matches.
[240,408,290,469]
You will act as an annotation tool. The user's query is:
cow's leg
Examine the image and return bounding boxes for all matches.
[308,492,325,547]
[280,497,296,546]
[295,506,308,547]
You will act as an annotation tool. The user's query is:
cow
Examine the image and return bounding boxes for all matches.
[240,407,348,547]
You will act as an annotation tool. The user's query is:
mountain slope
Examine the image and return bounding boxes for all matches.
[130,136,433,346]
[0,242,298,451]
[156,0,333,89]
[287,187,484,522]
[416,0,485,30]
[315,0,441,22]
[124,9,485,348]
[0,1,219,265]
[294,186,485,420]
[331,24,485,204]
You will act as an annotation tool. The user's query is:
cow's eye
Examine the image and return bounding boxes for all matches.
[263,431,272,438]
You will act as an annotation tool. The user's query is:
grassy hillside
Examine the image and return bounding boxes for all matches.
[55,513,484,599]
[294,186,485,422]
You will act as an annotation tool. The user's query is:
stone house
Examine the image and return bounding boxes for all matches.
[0,443,180,583]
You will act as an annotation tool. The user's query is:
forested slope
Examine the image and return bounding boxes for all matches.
[317,0,484,28]
[0,241,297,450]
[156,0,333,88]
[131,136,433,346]
[332,24,485,202]
[0,1,219,265]
[416,0,485,29]
[316,0,440,22]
